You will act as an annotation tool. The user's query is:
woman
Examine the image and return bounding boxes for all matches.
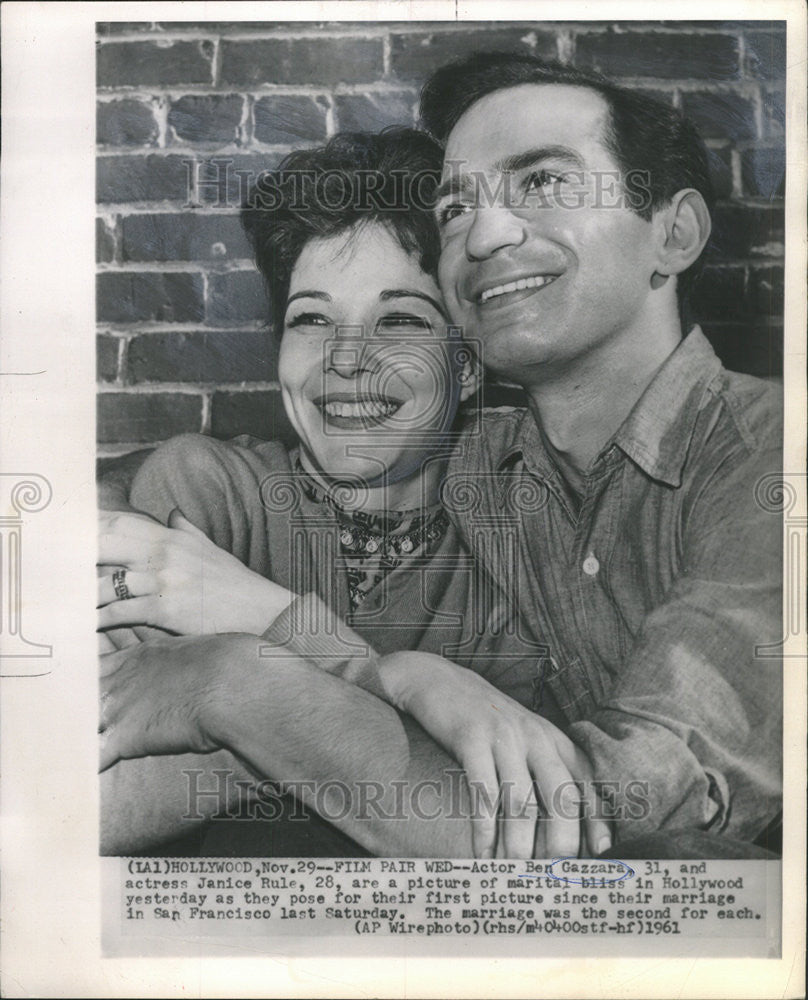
[99,129,607,859]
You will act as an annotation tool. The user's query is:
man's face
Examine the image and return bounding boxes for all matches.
[436,84,660,380]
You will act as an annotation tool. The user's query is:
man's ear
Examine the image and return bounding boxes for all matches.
[457,345,482,403]
[653,189,712,278]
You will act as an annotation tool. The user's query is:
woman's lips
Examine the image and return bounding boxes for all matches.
[313,394,404,429]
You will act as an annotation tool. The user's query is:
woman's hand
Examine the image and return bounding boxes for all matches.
[99,632,255,770]
[377,651,612,861]
[97,509,295,637]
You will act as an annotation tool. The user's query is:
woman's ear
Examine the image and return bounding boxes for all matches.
[457,346,482,403]
[653,188,712,278]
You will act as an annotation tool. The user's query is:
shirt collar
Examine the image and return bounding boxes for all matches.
[497,327,722,488]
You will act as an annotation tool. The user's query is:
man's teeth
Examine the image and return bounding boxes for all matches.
[480,274,556,304]
[322,400,399,418]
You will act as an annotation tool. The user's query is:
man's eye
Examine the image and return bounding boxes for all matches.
[437,203,472,227]
[285,312,332,331]
[524,169,564,192]
[376,314,434,333]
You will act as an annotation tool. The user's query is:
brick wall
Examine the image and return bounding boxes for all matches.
[96,19,786,454]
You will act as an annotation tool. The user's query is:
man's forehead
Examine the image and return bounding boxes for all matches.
[442,83,610,173]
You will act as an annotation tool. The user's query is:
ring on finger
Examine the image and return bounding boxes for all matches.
[112,569,133,600]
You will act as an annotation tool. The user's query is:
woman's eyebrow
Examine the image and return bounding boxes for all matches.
[380,289,448,318]
[286,290,332,306]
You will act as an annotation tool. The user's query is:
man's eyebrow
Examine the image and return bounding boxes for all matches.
[434,172,474,204]
[495,145,586,173]
[286,290,332,307]
[435,145,588,203]
[380,288,448,319]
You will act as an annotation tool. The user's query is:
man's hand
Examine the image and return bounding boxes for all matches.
[97,509,294,636]
[99,633,255,770]
[378,651,611,860]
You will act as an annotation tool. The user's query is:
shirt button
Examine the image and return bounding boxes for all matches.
[582,553,600,576]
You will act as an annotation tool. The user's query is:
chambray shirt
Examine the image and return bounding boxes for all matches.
[444,328,783,841]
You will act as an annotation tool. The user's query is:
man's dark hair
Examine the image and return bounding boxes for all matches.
[420,51,715,318]
[242,128,443,334]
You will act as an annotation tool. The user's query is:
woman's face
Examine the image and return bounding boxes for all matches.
[279,222,475,506]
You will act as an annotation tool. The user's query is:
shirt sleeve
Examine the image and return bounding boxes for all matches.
[568,429,783,844]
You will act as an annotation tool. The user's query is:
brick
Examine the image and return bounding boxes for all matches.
[97,99,159,146]
[96,217,116,262]
[96,154,191,203]
[575,31,740,80]
[749,265,784,316]
[709,204,784,258]
[127,329,275,383]
[96,22,157,36]
[219,38,384,87]
[254,95,328,145]
[705,145,733,199]
[97,335,121,381]
[741,145,786,198]
[120,213,251,262]
[701,321,782,377]
[210,389,296,445]
[334,91,416,132]
[745,29,786,81]
[97,40,214,87]
[157,21,312,32]
[97,392,203,443]
[761,88,785,138]
[690,265,747,320]
[390,27,557,81]
[207,270,269,325]
[192,153,285,207]
[680,92,756,142]
[97,272,204,323]
[168,95,243,144]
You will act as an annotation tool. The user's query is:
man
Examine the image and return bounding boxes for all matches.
[101,53,781,859]
[422,52,782,854]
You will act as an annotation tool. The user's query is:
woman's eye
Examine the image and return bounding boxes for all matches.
[284,312,332,331]
[375,314,434,333]
[437,203,472,227]
[524,169,564,192]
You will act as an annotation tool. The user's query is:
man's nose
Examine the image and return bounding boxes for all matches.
[465,205,527,262]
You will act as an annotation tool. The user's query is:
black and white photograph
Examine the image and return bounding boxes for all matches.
[1,2,805,996]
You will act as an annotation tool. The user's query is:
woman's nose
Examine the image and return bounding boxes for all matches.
[324,331,369,378]
[465,205,527,262]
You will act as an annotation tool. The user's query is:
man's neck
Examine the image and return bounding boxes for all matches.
[523,320,685,489]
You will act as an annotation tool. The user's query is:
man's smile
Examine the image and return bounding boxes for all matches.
[478,273,560,305]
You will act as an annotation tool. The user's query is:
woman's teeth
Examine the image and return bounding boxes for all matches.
[480,274,557,304]
[322,399,399,418]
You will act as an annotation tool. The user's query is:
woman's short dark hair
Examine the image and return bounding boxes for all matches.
[420,52,715,316]
[242,128,443,333]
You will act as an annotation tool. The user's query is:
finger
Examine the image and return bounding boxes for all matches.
[97,531,163,570]
[461,746,500,859]
[98,596,157,630]
[495,744,540,859]
[99,728,118,771]
[98,630,117,654]
[98,509,162,535]
[527,747,580,859]
[168,508,208,541]
[99,645,129,678]
[100,626,146,652]
[568,748,612,857]
[97,570,155,607]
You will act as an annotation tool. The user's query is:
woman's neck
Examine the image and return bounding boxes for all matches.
[299,452,446,511]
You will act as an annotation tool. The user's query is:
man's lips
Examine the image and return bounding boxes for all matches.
[469,272,562,307]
